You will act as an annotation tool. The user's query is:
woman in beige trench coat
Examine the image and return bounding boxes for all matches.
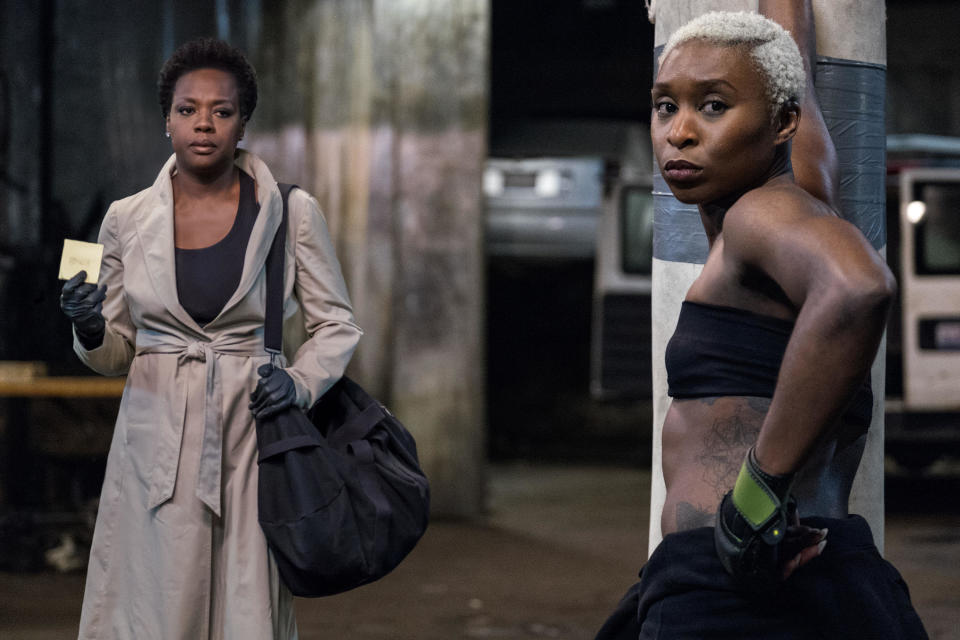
[59,39,361,639]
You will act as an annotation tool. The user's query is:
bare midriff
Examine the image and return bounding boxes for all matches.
[660,395,866,536]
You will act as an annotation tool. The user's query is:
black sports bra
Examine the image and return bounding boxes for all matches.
[665,300,873,428]
[175,169,260,326]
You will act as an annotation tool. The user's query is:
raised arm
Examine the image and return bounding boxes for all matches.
[760,0,840,210]
[72,204,136,376]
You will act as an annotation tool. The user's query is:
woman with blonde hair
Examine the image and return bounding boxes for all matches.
[596,6,926,638]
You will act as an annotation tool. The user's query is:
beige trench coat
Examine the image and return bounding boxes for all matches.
[74,151,362,639]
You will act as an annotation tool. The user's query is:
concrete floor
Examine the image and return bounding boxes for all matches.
[1,462,958,639]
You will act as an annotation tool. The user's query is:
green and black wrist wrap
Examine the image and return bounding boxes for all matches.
[714,446,795,587]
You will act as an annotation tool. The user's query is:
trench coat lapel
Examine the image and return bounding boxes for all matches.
[134,154,205,334]
[213,152,283,323]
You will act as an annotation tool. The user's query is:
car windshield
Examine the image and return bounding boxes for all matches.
[915,182,960,275]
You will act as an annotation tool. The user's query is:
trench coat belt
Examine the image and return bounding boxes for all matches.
[135,329,267,517]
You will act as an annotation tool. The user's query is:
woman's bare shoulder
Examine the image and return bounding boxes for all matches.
[720,179,889,309]
[727,180,835,228]
[721,180,861,279]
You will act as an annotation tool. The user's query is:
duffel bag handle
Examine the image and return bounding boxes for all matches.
[327,402,387,449]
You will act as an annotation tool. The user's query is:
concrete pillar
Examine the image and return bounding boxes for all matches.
[648,0,888,553]
[248,0,488,518]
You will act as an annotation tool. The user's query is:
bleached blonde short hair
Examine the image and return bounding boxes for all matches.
[660,11,805,117]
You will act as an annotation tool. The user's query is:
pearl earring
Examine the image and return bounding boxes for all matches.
[165,132,171,138]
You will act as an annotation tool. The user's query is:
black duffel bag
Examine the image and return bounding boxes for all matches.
[255,184,430,597]
[255,376,430,597]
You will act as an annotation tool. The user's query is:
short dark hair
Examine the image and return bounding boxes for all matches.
[157,38,258,121]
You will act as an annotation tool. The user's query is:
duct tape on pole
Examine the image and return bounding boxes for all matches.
[647,0,888,555]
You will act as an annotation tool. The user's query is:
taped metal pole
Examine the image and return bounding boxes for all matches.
[648,0,888,554]
[813,0,888,553]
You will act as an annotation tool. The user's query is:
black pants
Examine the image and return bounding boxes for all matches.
[595,515,928,640]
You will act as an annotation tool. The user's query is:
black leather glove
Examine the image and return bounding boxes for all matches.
[249,363,298,420]
[714,446,795,591]
[60,271,107,349]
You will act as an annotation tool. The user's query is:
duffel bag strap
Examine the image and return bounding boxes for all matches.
[264,183,298,360]
[258,433,326,462]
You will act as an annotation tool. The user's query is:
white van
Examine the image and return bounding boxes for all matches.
[886,147,960,470]
[590,181,654,399]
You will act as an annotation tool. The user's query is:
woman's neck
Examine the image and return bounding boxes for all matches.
[698,144,794,241]
[173,164,239,200]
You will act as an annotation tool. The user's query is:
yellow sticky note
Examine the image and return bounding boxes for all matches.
[59,239,104,284]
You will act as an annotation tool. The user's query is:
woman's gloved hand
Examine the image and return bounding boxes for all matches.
[249,363,297,419]
[714,446,798,590]
[60,271,107,349]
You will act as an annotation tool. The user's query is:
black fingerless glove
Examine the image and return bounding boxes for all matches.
[249,363,298,420]
[714,446,795,591]
[60,271,107,349]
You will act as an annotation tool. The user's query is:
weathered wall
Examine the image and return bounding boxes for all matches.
[0,0,42,250]
[0,1,211,363]
[247,0,489,517]
[1,1,45,361]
